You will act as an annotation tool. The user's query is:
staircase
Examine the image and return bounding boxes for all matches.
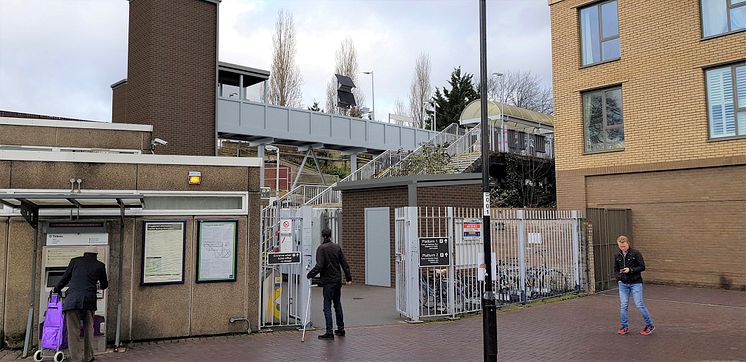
[447,152,481,173]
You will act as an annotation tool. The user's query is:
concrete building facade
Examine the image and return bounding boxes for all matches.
[549,0,745,289]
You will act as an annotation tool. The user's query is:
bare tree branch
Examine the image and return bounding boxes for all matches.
[487,71,553,115]
[393,98,408,117]
[409,53,432,128]
[269,10,303,108]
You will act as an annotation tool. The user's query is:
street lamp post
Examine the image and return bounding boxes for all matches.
[480,0,498,361]
[362,71,375,121]
[423,101,437,131]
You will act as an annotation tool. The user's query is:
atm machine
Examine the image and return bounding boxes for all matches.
[39,221,110,353]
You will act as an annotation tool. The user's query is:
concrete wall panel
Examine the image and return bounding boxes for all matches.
[10,162,137,190]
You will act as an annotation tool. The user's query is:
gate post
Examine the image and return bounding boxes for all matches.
[446,207,456,318]
[299,206,314,329]
[405,207,420,322]
[517,210,527,304]
[571,210,581,292]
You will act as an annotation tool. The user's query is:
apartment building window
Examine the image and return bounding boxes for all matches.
[580,0,619,66]
[701,0,746,37]
[583,87,624,152]
[706,62,746,138]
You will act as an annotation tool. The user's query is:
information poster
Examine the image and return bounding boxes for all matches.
[142,221,186,285]
[197,220,238,282]
[463,219,482,240]
[419,237,450,267]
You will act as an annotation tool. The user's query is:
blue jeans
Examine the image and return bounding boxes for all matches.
[322,282,344,333]
[619,282,653,328]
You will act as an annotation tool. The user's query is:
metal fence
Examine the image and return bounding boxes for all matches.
[396,207,585,322]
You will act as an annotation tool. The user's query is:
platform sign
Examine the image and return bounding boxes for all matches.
[279,219,294,252]
[419,237,449,267]
[267,252,301,265]
[463,219,482,240]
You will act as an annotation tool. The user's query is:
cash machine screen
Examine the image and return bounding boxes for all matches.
[46,268,67,288]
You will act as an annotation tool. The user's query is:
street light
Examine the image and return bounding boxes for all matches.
[265,145,280,200]
[362,71,375,121]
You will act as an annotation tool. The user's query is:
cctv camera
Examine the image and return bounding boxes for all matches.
[152,138,168,146]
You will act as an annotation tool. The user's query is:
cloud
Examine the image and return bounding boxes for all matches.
[0,0,551,123]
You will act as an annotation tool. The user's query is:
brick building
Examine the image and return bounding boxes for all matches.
[549,0,745,289]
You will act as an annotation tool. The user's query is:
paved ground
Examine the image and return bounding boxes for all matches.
[4,284,744,361]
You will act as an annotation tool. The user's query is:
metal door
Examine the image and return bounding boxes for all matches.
[365,207,391,287]
[587,208,632,291]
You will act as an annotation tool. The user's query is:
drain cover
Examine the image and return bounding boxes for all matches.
[352,297,364,300]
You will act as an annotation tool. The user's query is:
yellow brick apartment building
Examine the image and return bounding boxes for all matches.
[549,0,745,289]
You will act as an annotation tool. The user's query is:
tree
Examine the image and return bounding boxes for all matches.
[487,71,553,114]
[432,67,479,130]
[325,38,365,116]
[392,98,408,117]
[308,100,322,112]
[268,10,302,108]
[408,53,432,128]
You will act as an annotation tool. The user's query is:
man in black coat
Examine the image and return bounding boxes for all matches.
[306,228,352,340]
[54,246,108,362]
[614,235,655,336]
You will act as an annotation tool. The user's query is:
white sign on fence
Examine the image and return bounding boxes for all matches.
[478,252,497,281]
[528,232,543,244]
[279,218,293,253]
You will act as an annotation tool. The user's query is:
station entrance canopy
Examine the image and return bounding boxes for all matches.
[0,192,143,357]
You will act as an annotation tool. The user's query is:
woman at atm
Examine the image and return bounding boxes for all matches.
[53,246,108,362]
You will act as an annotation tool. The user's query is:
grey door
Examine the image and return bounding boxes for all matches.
[365,207,391,287]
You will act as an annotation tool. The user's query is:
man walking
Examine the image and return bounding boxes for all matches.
[54,246,108,362]
[614,235,655,335]
[306,228,352,340]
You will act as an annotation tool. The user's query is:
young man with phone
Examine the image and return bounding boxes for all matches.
[614,235,655,335]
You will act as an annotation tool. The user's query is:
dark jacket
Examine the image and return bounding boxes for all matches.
[54,253,108,311]
[307,239,352,286]
[614,248,646,284]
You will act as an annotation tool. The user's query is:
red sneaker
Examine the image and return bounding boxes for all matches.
[616,327,629,335]
[640,325,655,335]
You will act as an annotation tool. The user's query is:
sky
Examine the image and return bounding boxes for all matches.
[0,0,552,123]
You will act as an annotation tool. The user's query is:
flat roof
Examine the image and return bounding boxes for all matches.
[334,173,481,191]
[0,150,261,167]
[0,116,153,132]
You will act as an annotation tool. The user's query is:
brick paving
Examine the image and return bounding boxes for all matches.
[7,285,745,361]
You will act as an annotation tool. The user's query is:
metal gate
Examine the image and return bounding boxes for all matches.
[396,207,586,322]
[258,205,341,329]
[587,208,632,291]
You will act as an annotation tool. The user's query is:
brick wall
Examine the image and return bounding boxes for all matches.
[340,183,482,286]
[585,165,746,290]
[341,187,408,285]
[112,82,127,124]
[550,0,746,174]
[122,0,217,156]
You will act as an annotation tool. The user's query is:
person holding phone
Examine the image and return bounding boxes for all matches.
[307,228,352,340]
[614,235,655,335]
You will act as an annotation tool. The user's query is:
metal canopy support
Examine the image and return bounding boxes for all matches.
[21,206,39,359]
[292,149,312,191]
[309,148,326,186]
[115,199,125,351]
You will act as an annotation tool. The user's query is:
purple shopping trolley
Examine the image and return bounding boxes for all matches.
[34,293,66,362]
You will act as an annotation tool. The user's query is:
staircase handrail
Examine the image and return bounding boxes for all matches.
[304,123,465,206]
[377,123,467,177]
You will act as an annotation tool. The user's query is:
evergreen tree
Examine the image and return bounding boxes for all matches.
[432,67,479,131]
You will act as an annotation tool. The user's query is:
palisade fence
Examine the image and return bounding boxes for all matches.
[395,207,587,322]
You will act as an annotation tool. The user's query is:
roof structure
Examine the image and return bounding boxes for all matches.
[459,100,554,129]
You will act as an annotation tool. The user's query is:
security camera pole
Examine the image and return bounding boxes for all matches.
[479,0,498,360]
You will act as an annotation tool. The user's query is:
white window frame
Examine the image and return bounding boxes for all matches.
[705,62,746,139]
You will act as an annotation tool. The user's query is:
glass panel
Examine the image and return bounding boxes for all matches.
[601,38,621,61]
[706,67,736,137]
[738,112,746,135]
[737,65,746,108]
[732,5,746,32]
[601,1,619,38]
[220,84,240,99]
[701,0,729,36]
[733,0,746,4]
[584,91,605,151]
[605,89,623,126]
[144,196,243,210]
[244,81,265,103]
[580,6,601,65]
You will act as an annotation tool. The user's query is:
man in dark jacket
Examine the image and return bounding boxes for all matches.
[614,235,654,336]
[54,246,108,362]
[306,228,352,340]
